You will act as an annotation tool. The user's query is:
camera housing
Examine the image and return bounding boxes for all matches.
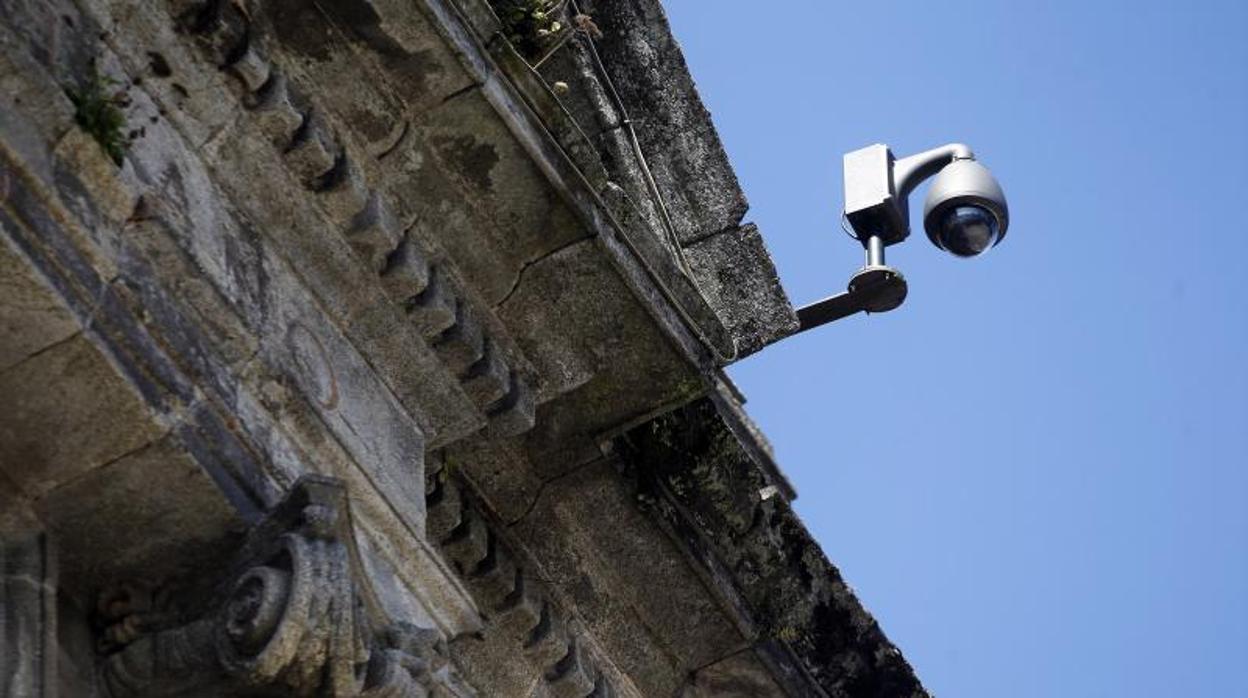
[843,142,1008,255]
[922,158,1009,257]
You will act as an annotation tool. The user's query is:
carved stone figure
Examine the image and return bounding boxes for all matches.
[98,477,446,698]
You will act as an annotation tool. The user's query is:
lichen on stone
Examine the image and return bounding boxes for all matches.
[619,398,927,694]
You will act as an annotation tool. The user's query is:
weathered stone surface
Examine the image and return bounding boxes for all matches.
[377,87,590,308]
[510,459,746,696]
[89,0,485,447]
[1,532,57,698]
[449,631,546,698]
[683,650,787,697]
[252,0,476,141]
[34,435,243,600]
[685,224,799,357]
[0,469,36,533]
[445,438,547,525]
[581,0,747,246]
[251,74,305,146]
[276,312,430,529]
[0,239,79,373]
[497,238,693,406]
[0,0,927,693]
[0,0,485,638]
[619,398,930,697]
[485,370,537,438]
[91,476,454,697]
[527,0,798,360]
[0,19,78,192]
[0,334,164,498]
[461,337,512,408]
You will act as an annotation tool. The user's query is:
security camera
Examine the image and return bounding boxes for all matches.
[923,157,1009,257]
[795,142,1009,330]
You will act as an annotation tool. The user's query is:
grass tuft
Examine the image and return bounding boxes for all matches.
[67,70,128,166]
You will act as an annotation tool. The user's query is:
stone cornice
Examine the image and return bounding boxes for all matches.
[0,8,484,637]
[419,0,738,365]
[173,0,539,441]
[425,457,625,697]
[0,0,925,693]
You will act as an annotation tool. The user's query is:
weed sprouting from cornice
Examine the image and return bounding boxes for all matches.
[67,69,129,166]
[489,0,566,61]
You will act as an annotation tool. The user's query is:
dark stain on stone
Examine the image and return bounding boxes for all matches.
[147,51,172,77]
[436,135,499,192]
[348,108,393,148]
[617,398,929,697]
[312,0,440,98]
[260,0,335,62]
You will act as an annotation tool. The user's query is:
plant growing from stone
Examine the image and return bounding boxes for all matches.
[66,69,129,166]
[489,0,567,60]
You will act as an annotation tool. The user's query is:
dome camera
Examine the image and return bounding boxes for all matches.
[795,142,1011,331]
[922,158,1009,257]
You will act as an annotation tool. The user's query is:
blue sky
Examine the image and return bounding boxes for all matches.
[661,1,1248,695]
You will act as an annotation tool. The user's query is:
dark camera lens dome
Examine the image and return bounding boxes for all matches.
[935,205,1000,257]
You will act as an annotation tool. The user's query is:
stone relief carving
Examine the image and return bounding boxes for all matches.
[97,476,449,697]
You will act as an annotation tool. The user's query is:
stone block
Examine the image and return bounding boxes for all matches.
[407,267,458,339]
[485,371,536,438]
[684,224,797,357]
[317,157,372,229]
[509,459,746,695]
[251,74,305,147]
[444,438,546,526]
[0,334,163,498]
[492,572,544,638]
[34,435,242,600]
[546,639,598,698]
[524,601,571,669]
[432,303,486,377]
[459,337,510,408]
[425,476,465,543]
[283,110,340,184]
[344,193,403,274]
[684,649,787,697]
[0,239,79,373]
[586,0,748,245]
[383,90,589,306]
[442,509,490,574]
[225,43,272,94]
[379,236,432,302]
[465,542,519,609]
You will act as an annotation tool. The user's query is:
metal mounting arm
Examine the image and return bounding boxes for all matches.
[893,143,974,200]
[795,262,908,331]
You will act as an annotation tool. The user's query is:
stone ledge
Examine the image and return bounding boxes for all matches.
[617,398,931,698]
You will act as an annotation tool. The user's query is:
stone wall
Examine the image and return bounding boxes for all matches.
[0,0,926,695]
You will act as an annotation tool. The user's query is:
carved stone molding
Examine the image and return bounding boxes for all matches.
[172,0,537,440]
[424,457,613,698]
[98,476,450,697]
